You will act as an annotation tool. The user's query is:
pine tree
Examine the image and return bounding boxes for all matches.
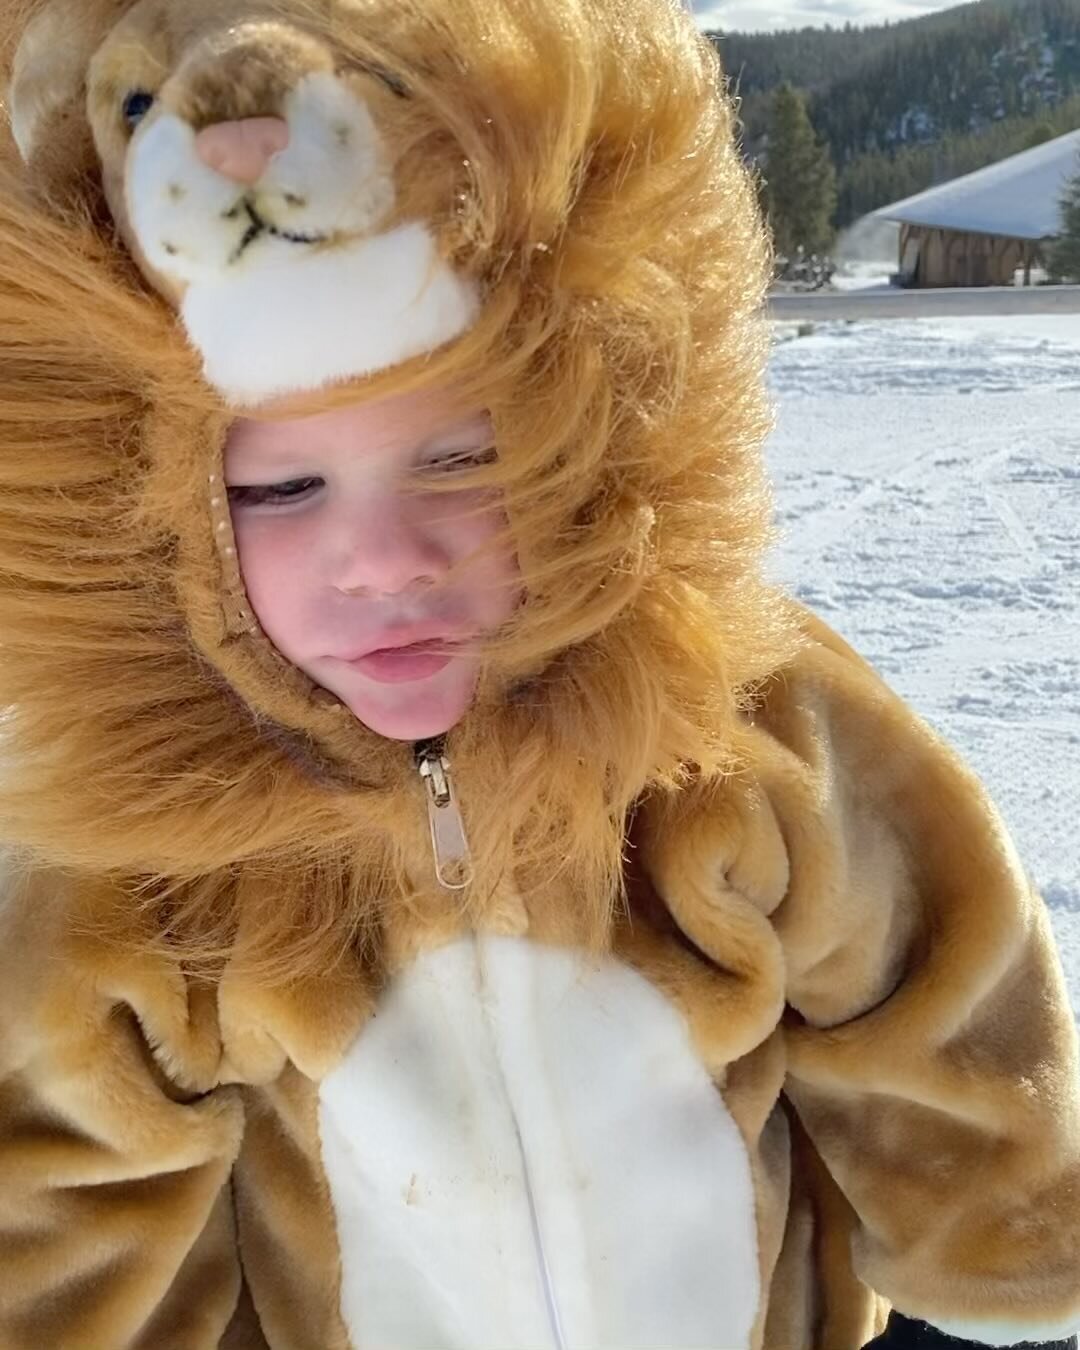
[762,84,837,256]
[1024,121,1056,149]
[1046,162,1080,281]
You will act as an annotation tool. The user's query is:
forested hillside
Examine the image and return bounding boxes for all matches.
[709,0,1080,227]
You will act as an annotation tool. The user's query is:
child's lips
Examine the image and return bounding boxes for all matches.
[346,638,461,685]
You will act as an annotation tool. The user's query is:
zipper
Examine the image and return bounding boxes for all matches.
[413,738,474,890]
[474,938,568,1350]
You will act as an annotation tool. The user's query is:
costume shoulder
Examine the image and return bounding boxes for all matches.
[642,609,1080,1349]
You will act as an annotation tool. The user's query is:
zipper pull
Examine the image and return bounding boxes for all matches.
[414,739,474,891]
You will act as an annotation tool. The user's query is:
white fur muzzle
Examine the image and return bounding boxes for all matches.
[126,71,478,404]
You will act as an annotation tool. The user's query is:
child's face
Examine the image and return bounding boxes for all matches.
[224,386,521,741]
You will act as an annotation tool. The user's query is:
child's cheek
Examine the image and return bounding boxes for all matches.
[231,514,316,658]
[437,489,510,553]
[458,502,522,621]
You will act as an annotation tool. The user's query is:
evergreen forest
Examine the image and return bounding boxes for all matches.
[707,0,1080,230]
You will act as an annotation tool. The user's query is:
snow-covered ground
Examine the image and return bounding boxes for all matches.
[829,258,1053,294]
[831,260,895,292]
[765,312,1080,1014]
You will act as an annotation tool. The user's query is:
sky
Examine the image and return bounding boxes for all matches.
[690,0,960,35]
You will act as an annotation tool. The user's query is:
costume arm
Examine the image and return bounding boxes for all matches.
[0,866,246,1349]
[646,618,1080,1349]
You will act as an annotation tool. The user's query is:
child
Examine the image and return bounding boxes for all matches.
[0,0,1077,1347]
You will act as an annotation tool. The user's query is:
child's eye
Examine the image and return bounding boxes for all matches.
[425,445,498,473]
[225,477,324,508]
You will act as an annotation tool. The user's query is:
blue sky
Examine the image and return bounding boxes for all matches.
[690,0,959,34]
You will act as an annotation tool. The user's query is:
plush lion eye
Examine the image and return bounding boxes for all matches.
[121,90,156,128]
[372,66,409,99]
[340,60,409,99]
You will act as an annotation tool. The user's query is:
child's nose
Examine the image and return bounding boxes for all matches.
[332,505,451,600]
[194,117,290,185]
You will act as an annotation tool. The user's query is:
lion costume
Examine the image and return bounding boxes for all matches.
[0,1,1078,1348]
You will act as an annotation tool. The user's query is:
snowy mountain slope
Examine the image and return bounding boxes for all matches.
[766,314,1080,1013]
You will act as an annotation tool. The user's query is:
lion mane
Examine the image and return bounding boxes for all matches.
[0,0,798,978]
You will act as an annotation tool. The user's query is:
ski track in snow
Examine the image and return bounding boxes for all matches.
[766,314,1080,1014]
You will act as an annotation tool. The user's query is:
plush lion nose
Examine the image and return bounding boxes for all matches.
[194,116,290,184]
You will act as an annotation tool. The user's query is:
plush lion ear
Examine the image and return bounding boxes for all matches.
[4,0,130,197]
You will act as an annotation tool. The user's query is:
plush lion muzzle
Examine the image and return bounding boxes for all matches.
[126,64,395,279]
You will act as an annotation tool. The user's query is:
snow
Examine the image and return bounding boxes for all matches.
[766,313,1080,1014]
[831,261,895,292]
[831,259,1054,293]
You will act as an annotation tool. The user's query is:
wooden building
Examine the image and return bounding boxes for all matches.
[876,129,1080,288]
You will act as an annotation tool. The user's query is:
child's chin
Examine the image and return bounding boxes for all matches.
[358,706,463,742]
[346,666,478,742]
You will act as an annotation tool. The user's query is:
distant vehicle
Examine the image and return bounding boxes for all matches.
[773,246,836,291]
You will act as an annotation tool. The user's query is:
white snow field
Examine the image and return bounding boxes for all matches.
[765,313,1080,1014]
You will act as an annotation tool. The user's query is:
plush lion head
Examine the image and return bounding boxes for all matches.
[9,0,491,403]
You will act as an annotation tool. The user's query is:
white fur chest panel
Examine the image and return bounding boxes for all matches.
[317,936,760,1350]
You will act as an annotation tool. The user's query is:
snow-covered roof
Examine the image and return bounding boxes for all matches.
[874,129,1080,241]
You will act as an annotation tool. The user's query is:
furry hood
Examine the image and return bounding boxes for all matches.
[0,0,797,975]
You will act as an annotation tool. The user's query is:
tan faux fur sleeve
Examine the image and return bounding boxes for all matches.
[0,867,246,1349]
[646,614,1080,1346]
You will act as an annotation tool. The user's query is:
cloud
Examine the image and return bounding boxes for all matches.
[689,0,957,32]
